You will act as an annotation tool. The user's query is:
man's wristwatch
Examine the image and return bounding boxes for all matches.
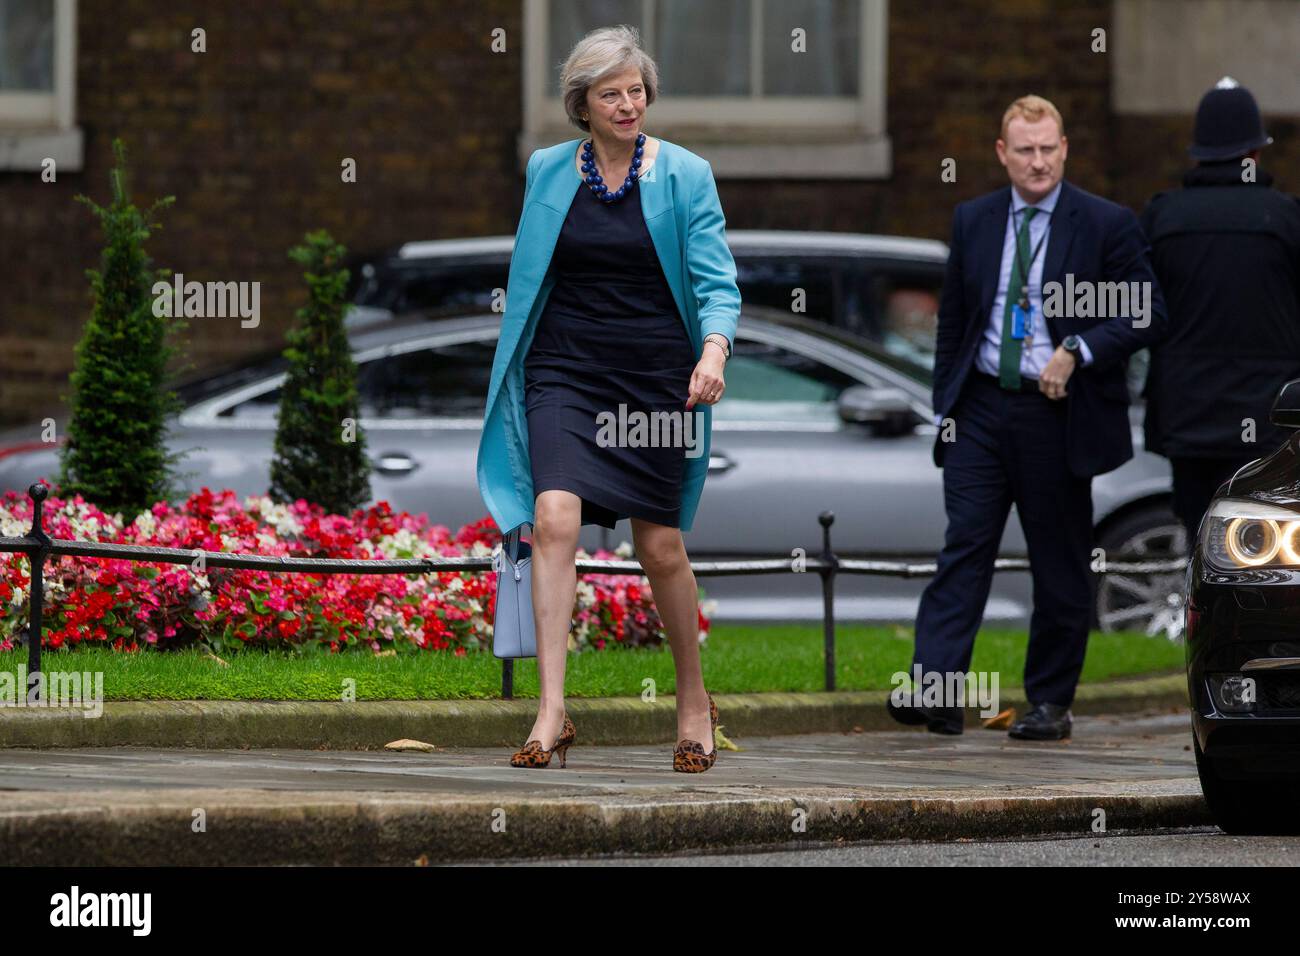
[703,334,731,360]
[1062,334,1084,362]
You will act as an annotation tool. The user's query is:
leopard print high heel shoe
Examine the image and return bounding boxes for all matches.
[673,693,719,773]
[510,713,576,768]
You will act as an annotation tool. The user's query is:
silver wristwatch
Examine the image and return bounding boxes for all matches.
[704,334,731,360]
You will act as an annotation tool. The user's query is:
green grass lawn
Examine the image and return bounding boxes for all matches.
[0,624,1184,702]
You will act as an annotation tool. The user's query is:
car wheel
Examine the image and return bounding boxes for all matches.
[1194,735,1300,835]
[1093,503,1186,640]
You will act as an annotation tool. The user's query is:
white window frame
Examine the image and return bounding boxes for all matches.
[0,0,82,171]
[521,0,890,179]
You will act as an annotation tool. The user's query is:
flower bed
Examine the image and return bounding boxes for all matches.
[0,485,708,654]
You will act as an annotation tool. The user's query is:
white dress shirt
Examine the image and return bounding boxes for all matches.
[974,182,1092,379]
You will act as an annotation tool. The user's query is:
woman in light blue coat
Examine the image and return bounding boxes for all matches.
[476,26,740,772]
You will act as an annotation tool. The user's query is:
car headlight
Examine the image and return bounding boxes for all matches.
[1202,498,1300,571]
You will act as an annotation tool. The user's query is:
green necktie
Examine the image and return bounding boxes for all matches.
[998,207,1039,389]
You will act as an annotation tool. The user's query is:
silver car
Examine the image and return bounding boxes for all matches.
[0,310,1181,634]
[347,231,948,361]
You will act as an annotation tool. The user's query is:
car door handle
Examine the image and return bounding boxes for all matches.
[708,451,735,475]
[372,453,420,476]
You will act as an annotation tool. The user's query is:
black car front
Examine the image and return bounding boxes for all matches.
[1186,381,1300,832]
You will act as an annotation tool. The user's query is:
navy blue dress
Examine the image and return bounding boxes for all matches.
[524,175,696,529]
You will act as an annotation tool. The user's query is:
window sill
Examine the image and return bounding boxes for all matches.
[0,126,84,171]
[518,129,892,180]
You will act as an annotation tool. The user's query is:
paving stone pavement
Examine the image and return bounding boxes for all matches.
[0,710,1196,797]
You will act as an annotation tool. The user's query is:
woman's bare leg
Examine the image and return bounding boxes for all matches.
[631,518,712,751]
[524,490,581,749]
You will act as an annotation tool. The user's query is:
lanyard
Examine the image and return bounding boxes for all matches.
[1012,206,1050,310]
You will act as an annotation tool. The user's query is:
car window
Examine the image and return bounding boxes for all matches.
[217,386,282,421]
[735,256,945,371]
[178,351,287,408]
[357,339,496,418]
[715,338,859,425]
[356,264,508,317]
[215,338,497,421]
[734,259,837,324]
[878,282,941,369]
[214,385,280,421]
[857,265,943,370]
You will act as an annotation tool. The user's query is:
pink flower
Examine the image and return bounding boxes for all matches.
[0,491,680,654]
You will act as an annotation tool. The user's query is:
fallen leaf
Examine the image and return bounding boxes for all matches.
[715,725,741,752]
[981,707,1017,730]
[385,738,435,752]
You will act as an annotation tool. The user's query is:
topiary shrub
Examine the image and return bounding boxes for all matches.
[269,230,372,515]
[59,137,187,520]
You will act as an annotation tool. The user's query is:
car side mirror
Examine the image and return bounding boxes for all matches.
[1271,379,1300,428]
[837,385,917,436]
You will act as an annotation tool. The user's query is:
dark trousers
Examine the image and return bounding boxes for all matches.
[1170,455,1258,545]
[915,373,1094,707]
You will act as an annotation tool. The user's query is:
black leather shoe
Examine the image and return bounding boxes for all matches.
[886,696,964,735]
[1008,702,1072,740]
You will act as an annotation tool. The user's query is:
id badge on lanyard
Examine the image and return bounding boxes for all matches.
[1011,208,1049,341]
[1011,288,1034,340]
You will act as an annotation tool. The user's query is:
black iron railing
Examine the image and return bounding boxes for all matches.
[0,483,1187,700]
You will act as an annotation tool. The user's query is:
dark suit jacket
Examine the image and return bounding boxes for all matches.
[932,180,1167,477]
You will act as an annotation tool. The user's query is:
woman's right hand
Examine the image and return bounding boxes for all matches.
[685,349,726,410]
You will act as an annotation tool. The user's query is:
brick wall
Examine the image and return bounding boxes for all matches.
[0,0,1294,427]
[0,0,525,426]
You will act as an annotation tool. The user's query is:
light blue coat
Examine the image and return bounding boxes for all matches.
[476,137,741,535]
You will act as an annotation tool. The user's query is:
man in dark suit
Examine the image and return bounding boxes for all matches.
[888,95,1167,740]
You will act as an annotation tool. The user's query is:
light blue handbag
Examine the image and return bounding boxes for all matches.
[492,525,536,658]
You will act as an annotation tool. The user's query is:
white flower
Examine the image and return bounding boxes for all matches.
[250,496,302,536]
[270,511,302,536]
[131,511,158,538]
[374,528,440,560]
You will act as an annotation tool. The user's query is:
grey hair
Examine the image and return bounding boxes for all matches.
[560,25,659,134]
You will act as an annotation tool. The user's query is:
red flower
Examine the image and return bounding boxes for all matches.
[0,493,687,655]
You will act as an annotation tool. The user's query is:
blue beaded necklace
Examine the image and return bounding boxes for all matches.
[581,131,645,203]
